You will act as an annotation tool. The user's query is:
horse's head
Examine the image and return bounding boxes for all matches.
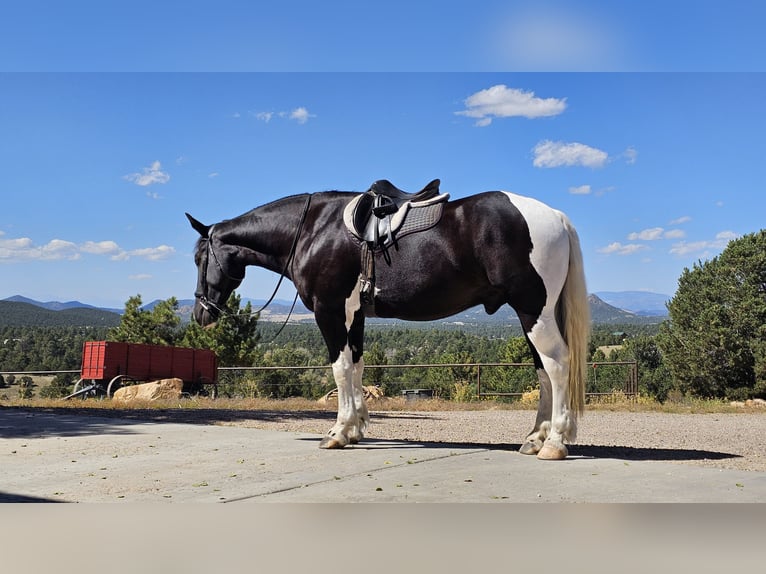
[186,213,245,327]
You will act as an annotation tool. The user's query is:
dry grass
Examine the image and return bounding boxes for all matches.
[1,391,761,416]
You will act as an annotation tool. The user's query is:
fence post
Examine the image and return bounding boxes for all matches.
[476,363,481,398]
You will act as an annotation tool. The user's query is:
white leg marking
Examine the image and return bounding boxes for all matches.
[528,313,575,460]
[320,281,367,449]
[502,193,574,459]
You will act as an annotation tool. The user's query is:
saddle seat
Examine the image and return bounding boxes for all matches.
[343,179,448,247]
[370,179,441,202]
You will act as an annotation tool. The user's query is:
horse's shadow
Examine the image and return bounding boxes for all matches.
[297,436,741,466]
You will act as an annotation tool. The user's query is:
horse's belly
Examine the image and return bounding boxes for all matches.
[369,274,491,321]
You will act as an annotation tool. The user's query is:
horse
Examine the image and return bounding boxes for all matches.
[186,180,590,460]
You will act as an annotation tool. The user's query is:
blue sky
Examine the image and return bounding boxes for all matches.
[1,2,764,308]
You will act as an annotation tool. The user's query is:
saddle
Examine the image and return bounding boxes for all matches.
[343,179,448,248]
[344,179,449,312]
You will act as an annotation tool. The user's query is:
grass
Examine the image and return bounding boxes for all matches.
[0,390,760,415]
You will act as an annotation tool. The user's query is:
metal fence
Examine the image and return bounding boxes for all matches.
[218,360,639,399]
[2,361,638,400]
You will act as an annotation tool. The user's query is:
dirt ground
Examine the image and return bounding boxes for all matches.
[9,400,765,472]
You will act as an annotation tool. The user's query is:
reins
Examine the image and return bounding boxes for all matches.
[197,193,313,339]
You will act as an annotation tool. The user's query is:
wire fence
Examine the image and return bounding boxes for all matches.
[215,361,638,400]
[1,361,638,401]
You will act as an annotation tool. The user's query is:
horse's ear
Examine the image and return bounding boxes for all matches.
[186,213,211,238]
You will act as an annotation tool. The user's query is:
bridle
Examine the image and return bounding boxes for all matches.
[195,194,313,326]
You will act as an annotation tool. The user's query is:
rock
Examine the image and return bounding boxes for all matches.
[730,399,766,409]
[112,378,184,402]
[317,385,384,404]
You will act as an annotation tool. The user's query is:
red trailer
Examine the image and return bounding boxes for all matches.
[66,341,218,399]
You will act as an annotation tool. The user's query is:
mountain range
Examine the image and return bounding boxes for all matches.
[593,291,670,317]
[1,291,670,328]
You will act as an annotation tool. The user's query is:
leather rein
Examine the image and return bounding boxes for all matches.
[196,194,313,333]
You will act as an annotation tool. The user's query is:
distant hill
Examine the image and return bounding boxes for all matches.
[2,292,666,328]
[2,295,123,314]
[0,300,121,327]
[170,298,315,324]
[594,291,670,316]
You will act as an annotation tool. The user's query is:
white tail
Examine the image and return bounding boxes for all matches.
[559,214,590,417]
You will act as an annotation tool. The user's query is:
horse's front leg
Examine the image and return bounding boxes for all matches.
[317,286,368,449]
[319,345,357,449]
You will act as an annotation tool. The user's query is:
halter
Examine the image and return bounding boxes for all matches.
[196,194,313,329]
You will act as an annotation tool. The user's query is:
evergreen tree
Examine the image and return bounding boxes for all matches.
[181,292,260,367]
[658,230,766,400]
[108,295,182,345]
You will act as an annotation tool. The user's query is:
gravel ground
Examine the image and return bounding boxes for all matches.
[212,408,766,472]
[9,404,765,472]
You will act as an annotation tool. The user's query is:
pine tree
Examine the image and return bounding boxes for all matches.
[658,230,766,400]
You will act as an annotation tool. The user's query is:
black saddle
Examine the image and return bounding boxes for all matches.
[344,178,448,247]
[370,179,441,202]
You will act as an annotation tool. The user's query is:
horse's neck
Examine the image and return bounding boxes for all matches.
[219,195,309,272]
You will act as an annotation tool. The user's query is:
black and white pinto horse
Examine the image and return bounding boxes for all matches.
[187,182,589,460]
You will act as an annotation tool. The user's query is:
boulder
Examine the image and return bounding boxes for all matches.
[112,378,184,402]
[317,385,384,404]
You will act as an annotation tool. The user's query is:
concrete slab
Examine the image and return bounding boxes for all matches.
[2,410,764,502]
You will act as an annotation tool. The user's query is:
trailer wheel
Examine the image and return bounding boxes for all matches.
[106,375,134,398]
[63,379,106,400]
[71,378,87,398]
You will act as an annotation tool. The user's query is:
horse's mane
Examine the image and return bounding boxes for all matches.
[193,236,207,263]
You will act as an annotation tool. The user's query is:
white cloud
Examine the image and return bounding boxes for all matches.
[40,239,80,260]
[0,235,175,263]
[623,147,638,164]
[569,184,591,195]
[669,216,692,225]
[208,172,219,178]
[124,161,170,187]
[80,240,122,256]
[253,108,315,124]
[598,242,648,256]
[289,107,314,124]
[129,274,152,281]
[669,231,738,256]
[664,229,686,239]
[628,227,688,241]
[0,237,79,261]
[455,84,567,126]
[254,111,273,122]
[128,245,175,261]
[533,140,608,168]
[628,227,664,241]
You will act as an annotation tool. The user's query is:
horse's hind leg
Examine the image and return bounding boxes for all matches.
[521,310,575,460]
[519,364,553,454]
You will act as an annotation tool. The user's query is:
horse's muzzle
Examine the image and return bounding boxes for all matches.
[193,301,219,328]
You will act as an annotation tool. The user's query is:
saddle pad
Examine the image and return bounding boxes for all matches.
[396,201,444,238]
